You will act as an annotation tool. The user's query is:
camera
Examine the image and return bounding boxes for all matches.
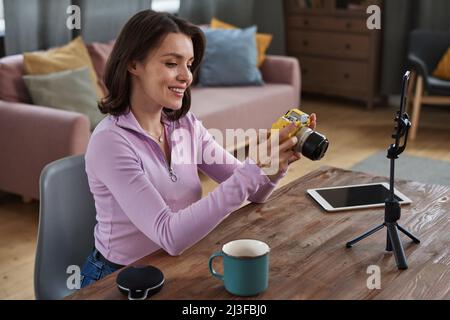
[272,108,329,161]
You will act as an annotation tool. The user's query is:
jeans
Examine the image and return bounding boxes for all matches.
[80,249,120,289]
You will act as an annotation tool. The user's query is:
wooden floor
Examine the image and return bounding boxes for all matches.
[1,95,449,300]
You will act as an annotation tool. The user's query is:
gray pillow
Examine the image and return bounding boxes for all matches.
[199,26,264,87]
[23,66,105,130]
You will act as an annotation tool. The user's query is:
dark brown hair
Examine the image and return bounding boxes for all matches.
[99,10,205,121]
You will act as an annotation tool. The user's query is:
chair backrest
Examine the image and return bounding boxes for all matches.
[34,155,97,300]
[408,30,450,72]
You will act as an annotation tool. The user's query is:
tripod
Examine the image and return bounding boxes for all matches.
[346,71,420,270]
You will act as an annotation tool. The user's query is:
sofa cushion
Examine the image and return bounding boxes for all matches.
[87,40,116,96]
[199,26,263,87]
[190,84,298,147]
[23,67,105,130]
[432,46,450,81]
[0,54,32,103]
[23,36,103,99]
[210,17,272,68]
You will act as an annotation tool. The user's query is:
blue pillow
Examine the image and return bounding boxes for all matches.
[199,26,264,87]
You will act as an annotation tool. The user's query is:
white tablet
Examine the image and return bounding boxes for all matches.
[307,182,412,212]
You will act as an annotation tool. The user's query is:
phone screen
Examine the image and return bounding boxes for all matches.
[399,71,411,114]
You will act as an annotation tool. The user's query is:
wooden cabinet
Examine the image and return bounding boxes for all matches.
[284,0,382,108]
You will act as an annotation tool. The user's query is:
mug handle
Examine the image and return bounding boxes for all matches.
[208,252,224,281]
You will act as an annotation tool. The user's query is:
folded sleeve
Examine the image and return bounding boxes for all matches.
[86,129,270,256]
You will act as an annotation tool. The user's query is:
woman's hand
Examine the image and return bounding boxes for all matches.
[286,113,317,166]
[251,113,317,181]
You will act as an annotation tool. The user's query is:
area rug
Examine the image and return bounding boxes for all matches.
[351,151,450,186]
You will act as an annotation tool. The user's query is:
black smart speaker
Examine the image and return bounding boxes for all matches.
[116,265,164,300]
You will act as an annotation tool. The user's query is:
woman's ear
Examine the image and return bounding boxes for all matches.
[127,61,140,76]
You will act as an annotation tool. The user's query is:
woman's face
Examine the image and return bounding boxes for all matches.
[129,32,194,111]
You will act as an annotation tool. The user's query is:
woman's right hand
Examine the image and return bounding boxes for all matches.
[250,122,300,180]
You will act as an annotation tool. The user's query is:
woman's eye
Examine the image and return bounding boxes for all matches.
[166,62,192,71]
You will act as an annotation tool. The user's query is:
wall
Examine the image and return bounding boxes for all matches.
[0,36,4,57]
[179,0,285,55]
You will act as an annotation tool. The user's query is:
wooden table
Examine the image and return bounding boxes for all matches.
[67,167,450,300]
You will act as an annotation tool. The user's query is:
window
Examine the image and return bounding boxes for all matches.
[151,0,180,14]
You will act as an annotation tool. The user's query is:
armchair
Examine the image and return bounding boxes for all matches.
[406,30,450,140]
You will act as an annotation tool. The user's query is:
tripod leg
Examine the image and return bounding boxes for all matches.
[386,223,408,270]
[386,232,392,252]
[397,224,420,244]
[346,224,385,248]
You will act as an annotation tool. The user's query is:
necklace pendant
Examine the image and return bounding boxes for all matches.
[159,136,163,143]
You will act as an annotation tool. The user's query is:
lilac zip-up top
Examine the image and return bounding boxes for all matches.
[85,110,282,265]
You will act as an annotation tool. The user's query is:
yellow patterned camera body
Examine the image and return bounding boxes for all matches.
[271,108,311,139]
[271,108,329,161]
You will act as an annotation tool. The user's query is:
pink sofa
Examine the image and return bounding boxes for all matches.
[0,42,300,200]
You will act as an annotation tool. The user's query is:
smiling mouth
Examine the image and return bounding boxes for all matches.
[169,87,185,95]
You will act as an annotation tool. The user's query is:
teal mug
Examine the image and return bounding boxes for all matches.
[208,239,270,296]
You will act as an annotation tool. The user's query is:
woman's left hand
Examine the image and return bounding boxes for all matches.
[287,113,317,165]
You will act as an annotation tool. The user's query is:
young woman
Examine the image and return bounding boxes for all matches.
[80,10,316,288]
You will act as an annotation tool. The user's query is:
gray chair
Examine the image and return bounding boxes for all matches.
[406,30,450,140]
[34,155,97,300]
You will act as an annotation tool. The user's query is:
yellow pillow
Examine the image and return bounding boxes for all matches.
[23,36,103,99]
[210,17,272,68]
[433,47,450,81]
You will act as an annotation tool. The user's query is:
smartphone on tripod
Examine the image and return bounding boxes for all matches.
[393,70,411,146]
[345,71,420,270]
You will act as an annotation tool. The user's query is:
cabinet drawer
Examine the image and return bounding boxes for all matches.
[287,15,368,33]
[299,56,369,93]
[288,31,370,60]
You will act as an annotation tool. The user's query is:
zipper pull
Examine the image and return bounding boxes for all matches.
[169,167,178,182]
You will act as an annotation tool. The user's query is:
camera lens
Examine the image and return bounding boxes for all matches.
[294,127,329,161]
